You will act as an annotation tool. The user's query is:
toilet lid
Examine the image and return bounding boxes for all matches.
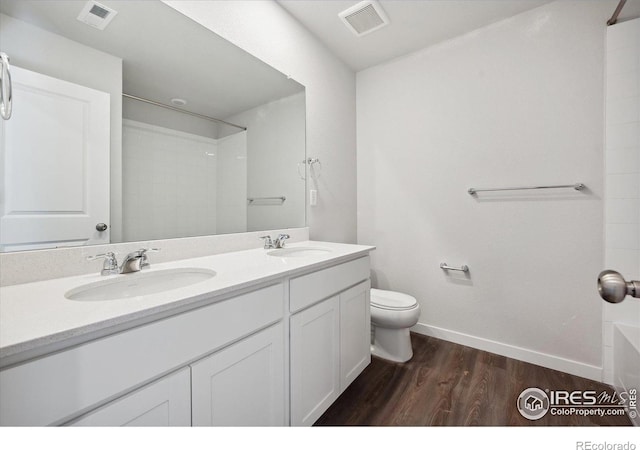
[371,288,418,311]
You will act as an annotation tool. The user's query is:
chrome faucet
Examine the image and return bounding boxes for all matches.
[259,234,290,249]
[273,234,290,248]
[87,248,159,275]
[87,252,119,276]
[259,235,275,249]
[120,248,159,273]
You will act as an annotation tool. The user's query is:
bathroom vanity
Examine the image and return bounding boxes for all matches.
[0,241,374,426]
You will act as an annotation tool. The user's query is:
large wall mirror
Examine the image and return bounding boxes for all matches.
[0,0,306,252]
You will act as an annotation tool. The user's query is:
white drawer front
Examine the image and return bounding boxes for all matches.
[0,283,283,426]
[67,367,191,427]
[289,256,370,313]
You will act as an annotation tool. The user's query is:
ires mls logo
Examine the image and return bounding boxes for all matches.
[517,387,635,420]
[517,388,550,420]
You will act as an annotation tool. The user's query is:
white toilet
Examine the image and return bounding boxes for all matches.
[370,288,421,363]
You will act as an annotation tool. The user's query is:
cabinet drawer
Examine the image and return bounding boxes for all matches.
[67,367,191,427]
[289,256,370,313]
[0,283,284,426]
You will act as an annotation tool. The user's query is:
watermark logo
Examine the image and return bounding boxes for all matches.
[517,387,637,420]
[517,387,550,420]
[576,442,636,450]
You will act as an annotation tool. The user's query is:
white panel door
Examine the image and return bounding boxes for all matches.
[340,280,371,391]
[290,296,340,426]
[0,66,110,251]
[68,368,191,427]
[191,323,285,426]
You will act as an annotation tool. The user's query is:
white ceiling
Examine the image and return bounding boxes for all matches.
[277,0,570,71]
[4,0,639,105]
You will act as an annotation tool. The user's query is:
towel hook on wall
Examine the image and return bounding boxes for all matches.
[0,52,12,120]
[297,157,322,180]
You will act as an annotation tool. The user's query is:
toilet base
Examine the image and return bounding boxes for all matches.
[371,326,414,363]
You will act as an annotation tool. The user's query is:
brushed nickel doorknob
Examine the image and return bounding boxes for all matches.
[96,223,108,232]
[598,270,639,304]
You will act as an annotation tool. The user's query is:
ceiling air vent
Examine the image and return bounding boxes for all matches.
[77,1,118,30]
[339,1,389,37]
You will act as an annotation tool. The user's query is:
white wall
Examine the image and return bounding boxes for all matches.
[225,92,306,232]
[357,1,612,380]
[603,18,640,384]
[0,13,124,242]
[163,0,357,243]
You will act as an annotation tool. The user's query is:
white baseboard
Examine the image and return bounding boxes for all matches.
[411,322,603,383]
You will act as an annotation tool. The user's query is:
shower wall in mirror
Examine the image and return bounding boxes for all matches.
[121,120,247,242]
[0,0,306,252]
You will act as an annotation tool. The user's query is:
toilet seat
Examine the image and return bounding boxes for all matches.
[371,288,418,311]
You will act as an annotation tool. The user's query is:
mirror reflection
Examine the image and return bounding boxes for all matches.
[0,0,306,252]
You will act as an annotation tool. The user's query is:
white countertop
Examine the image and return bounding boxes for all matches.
[0,241,374,366]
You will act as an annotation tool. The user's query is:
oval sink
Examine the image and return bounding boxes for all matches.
[65,268,216,301]
[267,247,332,258]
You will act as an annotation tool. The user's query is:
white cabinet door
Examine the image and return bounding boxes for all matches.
[0,66,110,251]
[68,368,191,427]
[191,323,285,426]
[290,296,340,426]
[340,280,371,391]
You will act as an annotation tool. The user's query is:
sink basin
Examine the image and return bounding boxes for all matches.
[65,268,216,301]
[267,247,332,258]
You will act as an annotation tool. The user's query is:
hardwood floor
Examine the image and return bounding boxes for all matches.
[315,333,632,426]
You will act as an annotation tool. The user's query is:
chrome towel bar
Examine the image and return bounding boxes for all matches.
[440,263,469,273]
[247,196,286,205]
[468,183,585,195]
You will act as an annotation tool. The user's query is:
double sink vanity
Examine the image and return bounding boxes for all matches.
[0,241,374,426]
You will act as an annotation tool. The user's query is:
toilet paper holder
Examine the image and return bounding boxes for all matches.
[440,262,469,273]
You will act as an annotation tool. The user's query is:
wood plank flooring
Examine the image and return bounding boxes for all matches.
[315,333,632,426]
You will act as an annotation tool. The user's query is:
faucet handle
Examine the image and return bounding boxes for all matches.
[139,247,160,255]
[87,252,118,276]
[259,235,274,249]
[138,248,160,269]
[126,248,159,257]
[86,251,117,263]
[275,234,290,248]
